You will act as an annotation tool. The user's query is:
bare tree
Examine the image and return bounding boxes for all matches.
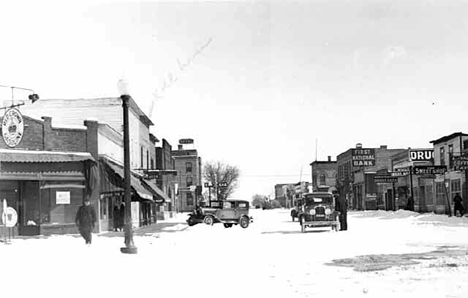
[203,161,240,200]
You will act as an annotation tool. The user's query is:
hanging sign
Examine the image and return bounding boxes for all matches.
[2,108,24,147]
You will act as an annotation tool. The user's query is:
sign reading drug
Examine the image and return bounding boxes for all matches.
[409,149,434,161]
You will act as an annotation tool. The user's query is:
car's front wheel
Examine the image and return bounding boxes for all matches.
[203,216,214,226]
[239,217,250,228]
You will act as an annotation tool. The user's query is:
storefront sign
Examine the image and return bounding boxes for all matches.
[2,207,18,227]
[412,165,447,175]
[56,191,71,204]
[351,148,375,167]
[453,156,468,171]
[374,175,398,183]
[409,149,434,161]
[2,108,24,147]
[179,138,194,144]
[391,170,409,177]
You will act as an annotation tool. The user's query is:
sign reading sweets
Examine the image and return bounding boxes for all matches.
[351,148,375,167]
[2,108,24,148]
[412,165,447,175]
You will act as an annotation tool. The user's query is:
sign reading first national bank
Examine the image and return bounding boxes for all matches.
[351,148,375,167]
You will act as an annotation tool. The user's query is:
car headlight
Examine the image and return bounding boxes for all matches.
[309,209,316,215]
[325,208,332,215]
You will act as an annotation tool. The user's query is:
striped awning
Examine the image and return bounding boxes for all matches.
[0,149,95,163]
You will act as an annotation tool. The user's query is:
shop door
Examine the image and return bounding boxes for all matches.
[19,181,41,236]
[386,189,394,211]
[419,186,426,212]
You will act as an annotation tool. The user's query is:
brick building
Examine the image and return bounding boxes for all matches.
[155,138,177,217]
[18,97,170,231]
[0,112,96,236]
[172,143,202,212]
[310,156,337,193]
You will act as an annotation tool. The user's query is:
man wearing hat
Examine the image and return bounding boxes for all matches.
[75,198,97,245]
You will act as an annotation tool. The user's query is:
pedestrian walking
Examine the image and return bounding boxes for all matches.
[453,194,465,217]
[335,194,348,231]
[113,206,121,231]
[75,198,96,245]
[406,196,414,211]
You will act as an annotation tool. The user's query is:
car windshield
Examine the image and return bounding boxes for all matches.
[303,194,333,206]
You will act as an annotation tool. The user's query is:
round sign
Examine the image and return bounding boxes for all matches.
[2,108,24,147]
[2,207,18,227]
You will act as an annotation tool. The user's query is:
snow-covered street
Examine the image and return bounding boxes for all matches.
[1,209,468,298]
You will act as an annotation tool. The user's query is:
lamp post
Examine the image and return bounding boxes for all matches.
[118,79,138,254]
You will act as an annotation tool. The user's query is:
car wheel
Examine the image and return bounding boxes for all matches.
[203,216,214,226]
[223,223,233,228]
[239,217,249,228]
[292,216,295,222]
[301,223,305,233]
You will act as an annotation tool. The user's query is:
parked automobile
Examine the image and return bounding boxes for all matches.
[187,200,253,228]
[297,192,339,233]
[290,198,303,221]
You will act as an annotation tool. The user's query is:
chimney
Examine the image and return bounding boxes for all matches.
[356,143,362,148]
[328,156,331,162]
[380,145,387,149]
[178,144,183,150]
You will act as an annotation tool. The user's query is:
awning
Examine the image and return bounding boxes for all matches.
[0,149,95,163]
[102,159,153,201]
[141,179,172,203]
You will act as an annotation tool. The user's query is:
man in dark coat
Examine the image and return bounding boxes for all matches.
[453,194,465,217]
[75,198,97,245]
[335,194,348,231]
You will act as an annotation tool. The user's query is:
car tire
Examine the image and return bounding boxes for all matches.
[203,216,214,226]
[292,216,295,222]
[239,217,249,228]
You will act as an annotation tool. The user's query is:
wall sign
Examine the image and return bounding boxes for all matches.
[56,191,71,204]
[2,207,18,227]
[351,148,375,167]
[2,108,24,147]
[409,149,434,161]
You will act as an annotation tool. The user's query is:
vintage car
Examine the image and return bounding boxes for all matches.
[297,192,339,233]
[290,198,303,221]
[187,200,253,228]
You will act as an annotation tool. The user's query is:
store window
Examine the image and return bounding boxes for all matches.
[319,173,326,185]
[41,188,84,225]
[100,196,108,220]
[435,182,445,205]
[451,179,461,199]
[186,193,194,206]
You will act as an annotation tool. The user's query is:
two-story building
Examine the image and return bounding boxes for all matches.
[430,132,468,214]
[155,138,177,218]
[19,97,170,231]
[310,156,337,193]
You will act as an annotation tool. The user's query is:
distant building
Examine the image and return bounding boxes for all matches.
[310,156,337,193]
[155,138,177,218]
[274,183,294,208]
[337,143,405,210]
[172,143,202,212]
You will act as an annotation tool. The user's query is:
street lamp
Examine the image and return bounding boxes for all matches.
[118,79,138,254]
[0,84,40,110]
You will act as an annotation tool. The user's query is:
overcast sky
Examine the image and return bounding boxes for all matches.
[1,0,467,199]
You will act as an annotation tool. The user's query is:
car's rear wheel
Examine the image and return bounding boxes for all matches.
[239,217,249,228]
[203,216,214,226]
[223,223,233,228]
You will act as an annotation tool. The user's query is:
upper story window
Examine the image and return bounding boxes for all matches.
[448,144,453,168]
[464,139,468,150]
[440,147,445,166]
[319,173,326,185]
[186,162,193,173]
[186,176,193,187]
[140,146,144,168]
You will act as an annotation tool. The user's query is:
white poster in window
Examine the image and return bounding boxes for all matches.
[56,191,71,204]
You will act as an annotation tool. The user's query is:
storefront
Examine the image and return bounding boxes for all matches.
[0,149,96,236]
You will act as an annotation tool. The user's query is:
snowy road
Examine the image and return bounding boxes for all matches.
[1,209,467,298]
